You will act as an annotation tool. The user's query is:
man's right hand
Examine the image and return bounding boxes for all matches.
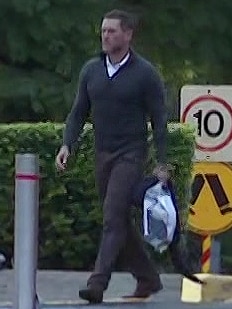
[152,163,173,184]
[55,145,70,171]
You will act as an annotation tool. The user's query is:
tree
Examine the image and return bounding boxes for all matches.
[0,0,110,121]
[1,0,232,122]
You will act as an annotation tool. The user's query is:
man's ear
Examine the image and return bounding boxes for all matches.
[127,29,133,41]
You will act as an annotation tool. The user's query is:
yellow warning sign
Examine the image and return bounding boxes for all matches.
[188,162,232,235]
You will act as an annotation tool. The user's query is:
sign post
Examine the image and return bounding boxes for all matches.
[201,235,211,273]
[180,85,232,273]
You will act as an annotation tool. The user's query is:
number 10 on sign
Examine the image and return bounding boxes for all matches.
[193,109,224,138]
[180,85,232,162]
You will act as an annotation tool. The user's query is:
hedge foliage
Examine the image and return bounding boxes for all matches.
[0,122,195,269]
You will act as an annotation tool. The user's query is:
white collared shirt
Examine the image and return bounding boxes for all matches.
[106,52,130,78]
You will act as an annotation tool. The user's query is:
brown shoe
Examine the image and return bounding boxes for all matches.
[123,280,163,298]
[79,286,103,303]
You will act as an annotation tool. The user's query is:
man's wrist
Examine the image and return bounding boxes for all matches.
[156,162,174,171]
[61,144,71,154]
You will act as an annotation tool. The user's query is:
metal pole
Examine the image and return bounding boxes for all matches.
[14,154,40,309]
[210,237,221,273]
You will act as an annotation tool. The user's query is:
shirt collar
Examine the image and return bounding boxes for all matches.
[106,52,130,69]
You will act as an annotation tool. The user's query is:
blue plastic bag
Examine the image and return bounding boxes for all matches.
[143,181,177,253]
[133,175,204,284]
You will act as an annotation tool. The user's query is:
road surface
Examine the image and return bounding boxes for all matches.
[0,270,231,308]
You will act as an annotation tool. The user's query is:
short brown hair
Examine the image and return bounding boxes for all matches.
[103,9,137,31]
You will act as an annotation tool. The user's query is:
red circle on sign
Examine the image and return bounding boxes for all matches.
[182,95,232,151]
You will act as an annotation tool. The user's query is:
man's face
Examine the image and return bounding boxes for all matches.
[101,18,132,54]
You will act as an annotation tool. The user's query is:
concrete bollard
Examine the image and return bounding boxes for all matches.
[14,154,40,309]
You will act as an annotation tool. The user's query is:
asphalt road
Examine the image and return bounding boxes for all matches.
[41,299,232,309]
[0,271,231,309]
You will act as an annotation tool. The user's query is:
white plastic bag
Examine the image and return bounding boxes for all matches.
[143,182,177,253]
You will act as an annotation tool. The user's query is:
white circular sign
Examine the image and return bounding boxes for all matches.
[180,86,232,162]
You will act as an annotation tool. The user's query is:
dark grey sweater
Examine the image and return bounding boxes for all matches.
[63,51,167,163]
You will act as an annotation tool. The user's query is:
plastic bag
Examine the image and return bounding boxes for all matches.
[143,182,177,253]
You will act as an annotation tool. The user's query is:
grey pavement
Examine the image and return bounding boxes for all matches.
[0,270,231,308]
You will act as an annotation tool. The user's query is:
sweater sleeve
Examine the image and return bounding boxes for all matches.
[144,65,168,163]
[63,64,91,152]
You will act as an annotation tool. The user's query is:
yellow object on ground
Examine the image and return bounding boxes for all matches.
[181,273,232,303]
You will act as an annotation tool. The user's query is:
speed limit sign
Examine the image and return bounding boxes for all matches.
[180,85,232,162]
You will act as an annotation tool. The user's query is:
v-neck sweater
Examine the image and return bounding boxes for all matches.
[63,51,167,163]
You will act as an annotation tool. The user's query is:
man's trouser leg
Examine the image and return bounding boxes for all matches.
[87,150,160,290]
[117,217,161,282]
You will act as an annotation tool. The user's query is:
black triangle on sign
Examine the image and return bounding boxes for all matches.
[190,174,205,206]
[205,174,232,215]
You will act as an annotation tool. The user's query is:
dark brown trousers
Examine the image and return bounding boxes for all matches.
[87,148,160,290]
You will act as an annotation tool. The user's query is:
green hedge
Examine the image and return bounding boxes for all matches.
[0,122,195,269]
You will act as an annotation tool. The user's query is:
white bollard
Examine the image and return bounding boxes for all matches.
[14,154,40,309]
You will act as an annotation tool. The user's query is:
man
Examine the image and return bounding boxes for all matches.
[56,9,169,303]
